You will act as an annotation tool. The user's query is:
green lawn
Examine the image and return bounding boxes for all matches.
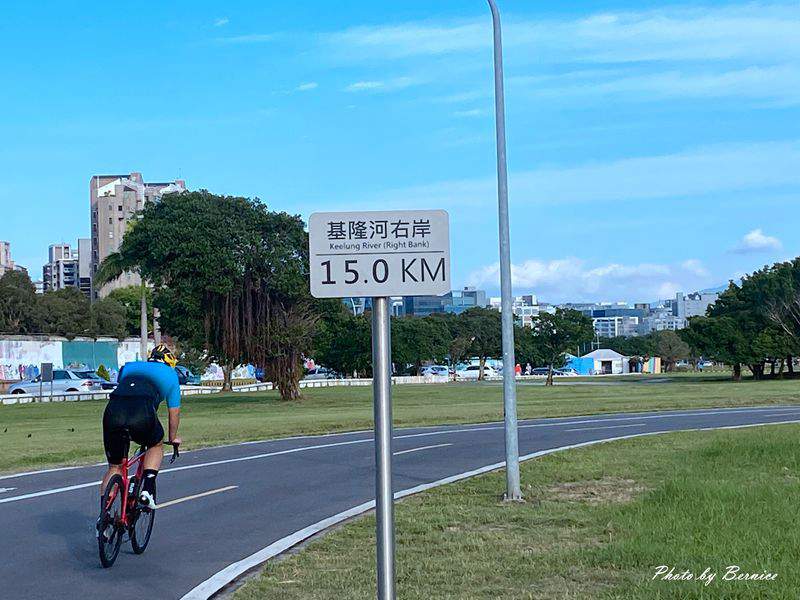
[235,424,800,600]
[1,374,798,474]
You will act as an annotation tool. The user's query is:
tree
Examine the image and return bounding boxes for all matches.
[0,270,40,334]
[106,286,153,336]
[514,324,544,369]
[39,288,92,339]
[96,364,111,381]
[313,304,372,377]
[599,334,656,358]
[654,330,690,371]
[683,315,749,380]
[531,309,594,385]
[429,312,471,379]
[95,251,150,359]
[114,191,319,400]
[392,316,450,374]
[460,307,502,380]
[90,297,128,340]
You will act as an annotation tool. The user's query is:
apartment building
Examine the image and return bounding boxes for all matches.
[90,173,185,297]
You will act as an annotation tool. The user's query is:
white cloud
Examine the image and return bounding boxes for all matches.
[453,108,491,118]
[323,5,800,64]
[733,228,782,253]
[295,82,319,92]
[681,259,710,277]
[213,17,229,27]
[214,33,277,45]
[371,140,800,209]
[467,258,711,303]
[513,65,800,106]
[344,77,420,93]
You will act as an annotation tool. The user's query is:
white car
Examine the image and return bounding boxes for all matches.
[8,369,103,395]
[554,368,579,377]
[420,365,449,377]
[456,364,499,380]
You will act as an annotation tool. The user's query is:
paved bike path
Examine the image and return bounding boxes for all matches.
[1,405,799,599]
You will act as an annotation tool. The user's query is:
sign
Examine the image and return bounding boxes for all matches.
[309,210,450,298]
[41,363,53,383]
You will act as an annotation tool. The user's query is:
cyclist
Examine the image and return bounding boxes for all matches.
[99,344,182,509]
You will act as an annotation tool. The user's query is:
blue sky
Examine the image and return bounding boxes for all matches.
[1,1,798,303]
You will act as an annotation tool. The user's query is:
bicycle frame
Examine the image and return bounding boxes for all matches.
[106,446,147,529]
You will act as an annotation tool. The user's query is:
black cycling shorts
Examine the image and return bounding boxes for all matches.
[102,377,164,464]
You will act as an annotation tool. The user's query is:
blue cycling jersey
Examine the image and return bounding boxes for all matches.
[117,361,181,409]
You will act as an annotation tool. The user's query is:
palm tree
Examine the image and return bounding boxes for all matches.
[94,251,149,360]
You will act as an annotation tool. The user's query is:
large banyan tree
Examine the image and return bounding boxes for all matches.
[116,190,319,400]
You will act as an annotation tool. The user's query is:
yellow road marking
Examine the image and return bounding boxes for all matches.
[156,485,238,509]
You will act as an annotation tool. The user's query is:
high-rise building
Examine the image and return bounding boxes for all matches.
[490,294,553,327]
[90,172,186,298]
[0,241,14,276]
[402,287,489,317]
[42,240,91,296]
[43,243,77,292]
[0,241,26,277]
[77,238,92,297]
[593,315,640,338]
[672,291,719,321]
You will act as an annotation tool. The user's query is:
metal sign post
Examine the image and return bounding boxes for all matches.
[310,209,451,600]
[371,296,395,598]
[487,0,522,501]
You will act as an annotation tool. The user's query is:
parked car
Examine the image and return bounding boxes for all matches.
[456,364,499,380]
[175,365,202,386]
[73,370,117,390]
[554,368,579,377]
[8,369,103,395]
[530,367,550,377]
[420,365,449,377]
[304,367,338,380]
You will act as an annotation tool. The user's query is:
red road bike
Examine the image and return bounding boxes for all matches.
[97,441,179,568]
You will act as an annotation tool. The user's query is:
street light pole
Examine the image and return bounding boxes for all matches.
[487,0,521,501]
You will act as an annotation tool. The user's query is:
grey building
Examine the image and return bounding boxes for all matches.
[90,172,186,298]
[673,291,719,320]
[402,287,488,317]
[490,294,553,327]
[43,241,90,296]
[593,316,640,338]
[0,241,15,276]
[639,307,685,334]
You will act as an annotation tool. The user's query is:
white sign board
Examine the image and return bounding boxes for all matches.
[309,210,450,298]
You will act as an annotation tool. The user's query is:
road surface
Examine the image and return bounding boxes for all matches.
[2,405,799,599]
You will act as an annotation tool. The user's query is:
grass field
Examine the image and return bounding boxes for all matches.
[234,424,800,599]
[1,374,798,474]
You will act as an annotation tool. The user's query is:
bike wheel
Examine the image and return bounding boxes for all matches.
[98,474,124,568]
[129,487,155,554]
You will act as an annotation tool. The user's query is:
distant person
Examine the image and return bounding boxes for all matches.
[525,363,532,376]
[515,363,522,377]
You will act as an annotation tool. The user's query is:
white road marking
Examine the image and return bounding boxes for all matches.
[179,418,800,600]
[4,410,800,505]
[566,423,647,432]
[155,486,238,509]
[0,487,17,494]
[394,443,452,456]
[2,405,798,482]
[757,412,800,418]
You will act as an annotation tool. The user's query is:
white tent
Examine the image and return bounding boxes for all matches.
[582,349,629,375]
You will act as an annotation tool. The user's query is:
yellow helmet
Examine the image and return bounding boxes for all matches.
[148,344,178,368]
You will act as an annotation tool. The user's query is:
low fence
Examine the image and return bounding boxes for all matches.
[233,375,449,393]
[0,375,452,405]
[0,385,218,406]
